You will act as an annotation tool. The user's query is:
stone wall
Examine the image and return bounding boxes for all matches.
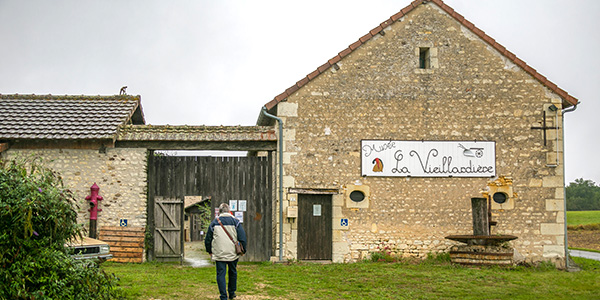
[2,148,148,231]
[274,3,566,265]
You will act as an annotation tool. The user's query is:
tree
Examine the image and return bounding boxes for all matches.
[0,157,122,299]
[566,178,600,211]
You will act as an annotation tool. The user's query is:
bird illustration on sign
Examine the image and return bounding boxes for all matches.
[372,158,384,172]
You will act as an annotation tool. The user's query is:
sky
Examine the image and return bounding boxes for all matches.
[0,0,598,184]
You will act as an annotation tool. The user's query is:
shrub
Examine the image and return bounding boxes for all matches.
[0,157,122,299]
[567,223,600,231]
[423,252,451,264]
[369,246,399,263]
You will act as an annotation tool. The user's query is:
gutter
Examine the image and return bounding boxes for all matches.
[261,106,284,262]
[561,102,578,269]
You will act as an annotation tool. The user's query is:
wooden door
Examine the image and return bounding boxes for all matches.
[298,194,332,260]
[154,196,184,262]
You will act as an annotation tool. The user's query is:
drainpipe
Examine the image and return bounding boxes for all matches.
[561,102,578,269]
[261,106,284,262]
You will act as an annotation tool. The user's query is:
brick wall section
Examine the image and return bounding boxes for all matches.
[3,148,148,230]
[275,4,566,264]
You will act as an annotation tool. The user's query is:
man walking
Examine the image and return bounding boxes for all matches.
[205,203,247,300]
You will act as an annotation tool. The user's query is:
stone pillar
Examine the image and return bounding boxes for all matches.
[471,197,489,236]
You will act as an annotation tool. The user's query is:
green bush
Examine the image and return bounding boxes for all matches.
[369,246,399,263]
[0,157,122,299]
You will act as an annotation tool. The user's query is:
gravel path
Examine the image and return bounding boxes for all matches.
[570,249,600,261]
[183,241,212,268]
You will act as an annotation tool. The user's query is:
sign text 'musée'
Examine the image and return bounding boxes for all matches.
[361,140,496,178]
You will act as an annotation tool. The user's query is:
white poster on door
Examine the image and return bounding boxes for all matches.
[229,200,238,211]
[313,204,322,216]
[238,200,247,212]
[235,211,244,223]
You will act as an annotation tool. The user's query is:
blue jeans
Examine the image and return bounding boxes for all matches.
[216,259,238,300]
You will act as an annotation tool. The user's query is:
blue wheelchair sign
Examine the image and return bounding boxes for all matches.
[119,219,128,227]
[340,218,349,227]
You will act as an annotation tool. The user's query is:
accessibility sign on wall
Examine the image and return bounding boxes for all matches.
[361,140,496,178]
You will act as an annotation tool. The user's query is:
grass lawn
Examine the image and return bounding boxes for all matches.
[566,211,600,226]
[103,257,600,300]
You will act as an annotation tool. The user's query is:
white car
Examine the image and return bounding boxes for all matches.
[67,236,113,262]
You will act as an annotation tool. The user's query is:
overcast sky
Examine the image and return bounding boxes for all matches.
[0,0,598,185]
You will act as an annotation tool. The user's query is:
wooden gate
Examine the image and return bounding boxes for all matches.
[148,155,273,262]
[298,194,332,260]
[153,196,184,262]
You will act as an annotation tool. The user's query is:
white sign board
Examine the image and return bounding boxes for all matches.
[229,200,238,211]
[361,140,495,177]
[235,211,244,223]
[238,200,247,212]
[313,204,322,216]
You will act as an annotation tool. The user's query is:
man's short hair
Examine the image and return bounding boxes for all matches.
[219,203,230,213]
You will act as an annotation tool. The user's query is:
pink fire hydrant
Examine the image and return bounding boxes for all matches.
[85,183,103,238]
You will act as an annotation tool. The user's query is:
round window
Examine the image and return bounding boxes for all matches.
[492,192,508,204]
[349,190,365,202]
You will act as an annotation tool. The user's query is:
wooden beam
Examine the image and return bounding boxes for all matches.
[288,188,340,195]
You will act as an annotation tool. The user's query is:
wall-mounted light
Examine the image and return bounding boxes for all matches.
[548,104,558,111]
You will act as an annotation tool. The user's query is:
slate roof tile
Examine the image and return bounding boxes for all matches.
[0,94,144,141]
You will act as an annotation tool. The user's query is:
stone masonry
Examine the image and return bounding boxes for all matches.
[272,3,568,265]
[3,148,148,231]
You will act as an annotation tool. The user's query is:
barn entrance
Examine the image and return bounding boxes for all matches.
[147,154,273,262]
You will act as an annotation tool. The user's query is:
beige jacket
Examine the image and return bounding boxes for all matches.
[205,213,247,261]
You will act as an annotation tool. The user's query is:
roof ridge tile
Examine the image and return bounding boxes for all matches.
[359,32,373,43]
[328,55,341,66]
[369,25,384,36]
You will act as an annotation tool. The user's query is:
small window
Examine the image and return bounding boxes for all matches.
[349,190,366,202]
[419,47,430,69]
[492,192,508,204]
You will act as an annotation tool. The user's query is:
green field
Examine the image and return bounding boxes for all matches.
[567,210,600,226]
[103,257,600,300]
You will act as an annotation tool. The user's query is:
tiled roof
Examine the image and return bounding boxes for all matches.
[117,125,276,142]
[263,0,578,111]
[0,94,144,141]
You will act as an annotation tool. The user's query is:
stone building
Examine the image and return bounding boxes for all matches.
[0,94,148,228]
[257,0,578,266]
[0,94,149,262]
[1,0,580,266]
[0,94,276,262]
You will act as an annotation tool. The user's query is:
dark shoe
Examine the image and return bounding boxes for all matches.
[229,293,236,299]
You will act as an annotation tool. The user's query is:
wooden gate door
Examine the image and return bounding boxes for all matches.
[154,196,184,262]
[148,154,272,262]
[298,194,332,260]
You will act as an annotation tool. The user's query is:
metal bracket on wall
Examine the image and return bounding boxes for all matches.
[530,111,559,146]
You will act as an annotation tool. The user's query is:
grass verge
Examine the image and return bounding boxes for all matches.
[103,257,600,300]
[566,211,600,226]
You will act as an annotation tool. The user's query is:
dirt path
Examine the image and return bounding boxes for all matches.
[568,230,600,251]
